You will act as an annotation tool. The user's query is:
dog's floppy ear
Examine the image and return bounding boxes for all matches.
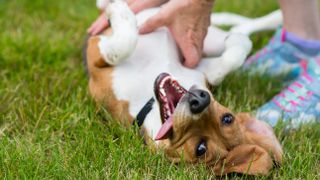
[235,112,283,164]
[215,144,273,175]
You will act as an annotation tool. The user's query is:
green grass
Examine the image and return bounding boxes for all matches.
[0,0,319,178]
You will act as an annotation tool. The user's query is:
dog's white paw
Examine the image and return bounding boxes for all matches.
[221,34,252,71]
[99,0,138,65]
[96,0,110,10]
[225,33,252,53]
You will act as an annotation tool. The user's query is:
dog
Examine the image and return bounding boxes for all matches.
[85,0,283,175]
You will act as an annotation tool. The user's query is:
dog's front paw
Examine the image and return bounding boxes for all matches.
[98,0,138,66]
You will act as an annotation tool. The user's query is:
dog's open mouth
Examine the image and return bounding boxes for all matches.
[154,73,187,140]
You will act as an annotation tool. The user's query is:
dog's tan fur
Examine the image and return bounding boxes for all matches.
[87,35,133,125]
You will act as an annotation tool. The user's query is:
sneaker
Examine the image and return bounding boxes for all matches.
[244,28,312,81]
[255,57,320,128]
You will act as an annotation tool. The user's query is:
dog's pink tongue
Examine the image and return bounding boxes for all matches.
[155,116,173,140]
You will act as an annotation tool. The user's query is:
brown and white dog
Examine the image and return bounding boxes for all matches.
[86,0,283,175]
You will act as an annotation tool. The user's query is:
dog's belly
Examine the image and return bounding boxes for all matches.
[112,28,206,118]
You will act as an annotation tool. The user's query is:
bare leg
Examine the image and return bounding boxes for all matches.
[279,0,320,40]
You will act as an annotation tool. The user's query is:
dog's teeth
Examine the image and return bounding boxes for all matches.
[165,104,170,111]
[162,96,167,102]
[160,76,171,87]
[160,88,166,96]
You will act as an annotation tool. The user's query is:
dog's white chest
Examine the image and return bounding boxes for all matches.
[110,29,206,140]
[112,29,206,118]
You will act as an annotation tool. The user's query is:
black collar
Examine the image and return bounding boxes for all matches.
[133,97,155,127]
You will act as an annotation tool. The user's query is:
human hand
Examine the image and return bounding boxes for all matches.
[88,0,168,35]
[87,11,109,36]
[139,0,214,68]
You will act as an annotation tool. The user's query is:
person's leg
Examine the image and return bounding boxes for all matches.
[279,0,320,55]
[279,0,320,41]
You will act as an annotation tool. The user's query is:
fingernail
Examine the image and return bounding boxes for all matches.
[138,26,146,34]
[184,48,200,68]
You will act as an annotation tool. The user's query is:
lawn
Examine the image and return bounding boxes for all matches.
[0,0,319,178]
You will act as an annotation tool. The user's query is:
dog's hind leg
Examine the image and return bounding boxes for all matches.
[211,12,252,27]
[230,10,282,36]
[203,26,229,57]
[197,33,252,86]
[97,0,138,66]
[212,10,282,36]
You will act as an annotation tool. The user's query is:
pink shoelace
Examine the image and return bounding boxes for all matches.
[272,72,314,112]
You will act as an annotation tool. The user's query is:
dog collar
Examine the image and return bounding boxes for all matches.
[133,97,155,127]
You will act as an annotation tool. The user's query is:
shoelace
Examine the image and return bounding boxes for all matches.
[246,38,275,65]
[273,73,314,112]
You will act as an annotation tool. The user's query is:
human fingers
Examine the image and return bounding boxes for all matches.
[87,20,102,35]
[92,20,109,35]
[87,14,109,35]
[180,43,202,68]
[139,10,170,34]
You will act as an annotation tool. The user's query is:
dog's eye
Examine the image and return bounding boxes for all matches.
[196,140,207,157]
[221,113,234,125]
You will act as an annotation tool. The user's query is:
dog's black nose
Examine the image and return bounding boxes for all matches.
[188,89,210,114]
